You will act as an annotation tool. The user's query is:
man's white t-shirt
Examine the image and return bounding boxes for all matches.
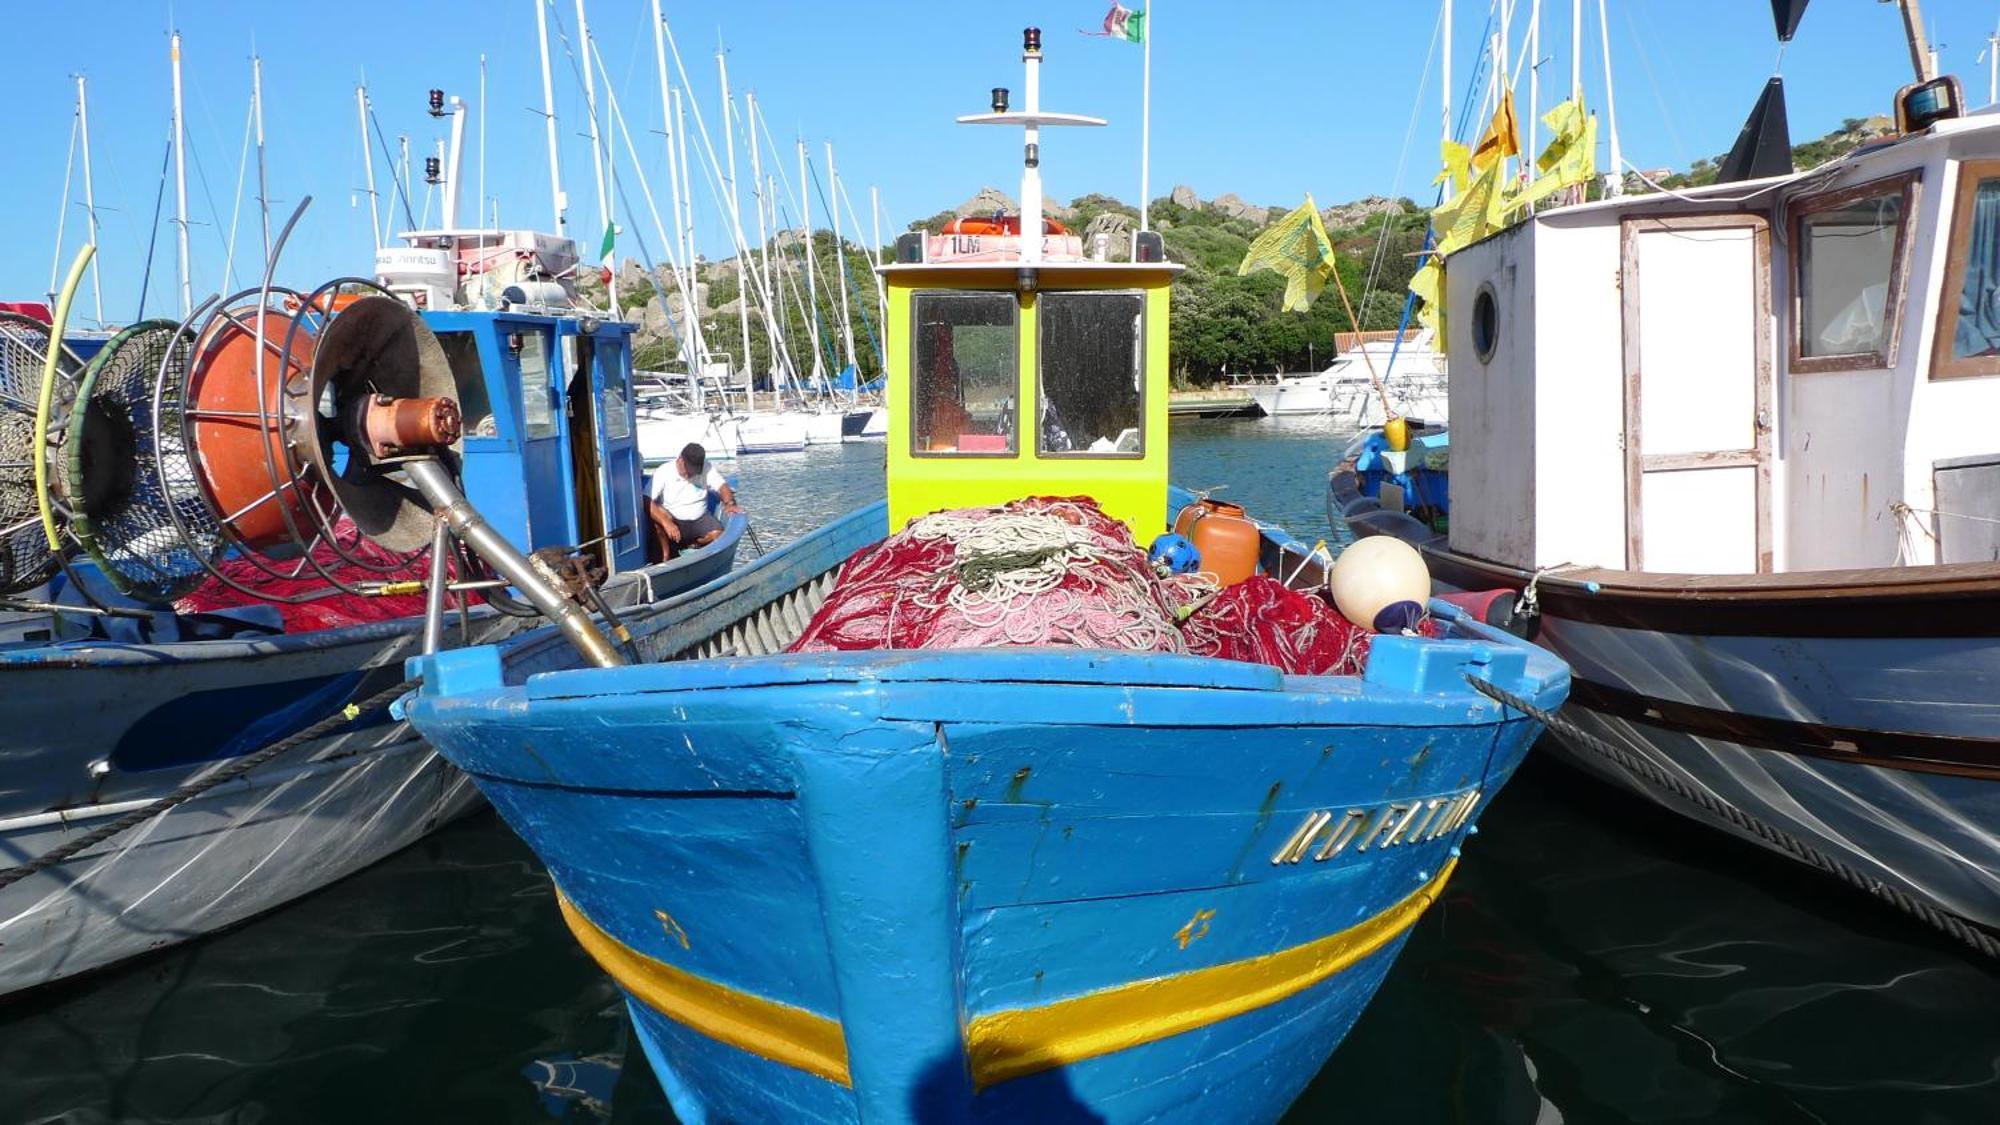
[650,462,727,520]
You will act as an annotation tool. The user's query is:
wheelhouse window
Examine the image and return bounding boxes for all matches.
[1791,173,1916,371]
[1037,290,1144,457]
[912,292,1018,456]
[434,330,496,438]
[1933,160,2000,379]
[518,330,558,439]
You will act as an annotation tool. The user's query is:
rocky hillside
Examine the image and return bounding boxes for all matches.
[610,184,1429,386]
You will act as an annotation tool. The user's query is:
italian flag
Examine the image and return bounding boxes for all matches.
[1102,3,1145,43]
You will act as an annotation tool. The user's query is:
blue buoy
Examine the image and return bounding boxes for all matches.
[1148,532,1201,576]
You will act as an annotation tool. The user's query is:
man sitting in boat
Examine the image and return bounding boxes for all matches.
[647,443,739,558]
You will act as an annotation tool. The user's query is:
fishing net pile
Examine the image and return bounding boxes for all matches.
[175,517,436,632]
[788,496,1402,675]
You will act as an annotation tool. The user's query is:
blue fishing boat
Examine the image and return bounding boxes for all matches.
[390,32,1569,1122]
[0,190,741,995]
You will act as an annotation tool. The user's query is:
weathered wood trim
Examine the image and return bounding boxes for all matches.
[1619,213,1775,574]
[1929,158,2000,381]
[1787,169,1922,374]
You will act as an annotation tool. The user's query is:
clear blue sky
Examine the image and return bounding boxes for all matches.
[4,1,1988,325]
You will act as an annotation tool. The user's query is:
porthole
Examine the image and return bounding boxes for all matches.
[1471,283,1499,364]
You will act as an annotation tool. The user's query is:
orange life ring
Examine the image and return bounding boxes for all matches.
[944,215,1070,237]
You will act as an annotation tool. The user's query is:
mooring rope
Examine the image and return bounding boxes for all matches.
[1464,674,2000,961]
[0,678,419,892]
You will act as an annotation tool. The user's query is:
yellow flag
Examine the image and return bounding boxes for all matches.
[1507,97,1598,215]
[1432,138,1471,197]
[1237,195,1338,312]
[1470,92,1521,175]
[1408,258,1443,337]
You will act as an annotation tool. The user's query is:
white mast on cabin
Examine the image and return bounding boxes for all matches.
[799,137,822,386]
[1570,0,1582,98]
[76,75,104,324]
[717,50,752,392]
[253,55,271,261]
[440,94,468,230]
[1139,1,1153,230]
[478,54,487,230]
[399,135,413,230]
[170,31,192,316]
[958,28,1104,268]
[1596,0,1622,195]
[357,85,382,252]
[573,0,614,312]
[826,141,858,380]
[534,0,567,236]
[1441,0,1453,201]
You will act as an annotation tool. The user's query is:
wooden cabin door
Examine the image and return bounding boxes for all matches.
[1620,215,1773,573]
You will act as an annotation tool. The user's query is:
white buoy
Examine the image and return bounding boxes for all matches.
[1331,536,1430,632]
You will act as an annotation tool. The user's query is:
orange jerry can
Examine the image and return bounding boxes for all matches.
[1173,499,1260,586]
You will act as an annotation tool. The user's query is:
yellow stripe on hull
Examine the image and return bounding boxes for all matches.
[965,860,1459,1089]
[557,861,1456,1095]
[554,892,853,1087]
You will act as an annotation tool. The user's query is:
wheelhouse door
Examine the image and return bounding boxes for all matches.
[1620,214,1773,573]
[514,325,573,551]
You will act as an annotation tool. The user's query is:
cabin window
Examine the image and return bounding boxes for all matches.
[518,330,558,439]
[434,331,496,438]
[912,291,1018,456]
[1791,172,1916,371]
[1037,290,1145,457]
[1931,160,2000,379]
[599,343,631,440]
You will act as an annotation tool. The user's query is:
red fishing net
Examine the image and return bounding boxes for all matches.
[175,519,436,632]
[788,497,1421,675]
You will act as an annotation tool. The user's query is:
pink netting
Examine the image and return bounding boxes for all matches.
[787,497,1424,676]
[175,519,436,632]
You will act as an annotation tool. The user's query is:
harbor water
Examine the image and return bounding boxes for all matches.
[5,417,1996,1124]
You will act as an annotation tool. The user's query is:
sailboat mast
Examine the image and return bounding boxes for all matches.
[170,31,192,316]
[76,75,103,324]
[649,0,687,308]
[534,0,566,236]
[574,0,614,312]
[357,85,382,251]
[826,142,857,376]
[745,92,775,384]
[870,184,888,332]
[718,52,751,392]
[1570,0,1581,98]
[799,138,821,383]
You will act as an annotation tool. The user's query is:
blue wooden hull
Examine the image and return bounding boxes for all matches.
[405,502,1567,1122]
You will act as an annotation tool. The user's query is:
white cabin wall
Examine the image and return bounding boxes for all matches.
[1445,226,1538,569]
[1773,147,1938,571]
[1527,220,1626,569]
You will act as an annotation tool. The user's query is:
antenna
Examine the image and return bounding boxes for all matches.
[77,75,104,325]
[357,85,382,251]
[956,28,1106,267]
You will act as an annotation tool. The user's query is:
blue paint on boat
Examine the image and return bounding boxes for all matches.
[404,492,1568,1123]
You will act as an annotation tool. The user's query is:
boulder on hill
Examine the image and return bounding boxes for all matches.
[1319,195,1404,231]
[1210,193,1268,225]
[1169,184,1200,209]
[955,186,1019,217]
